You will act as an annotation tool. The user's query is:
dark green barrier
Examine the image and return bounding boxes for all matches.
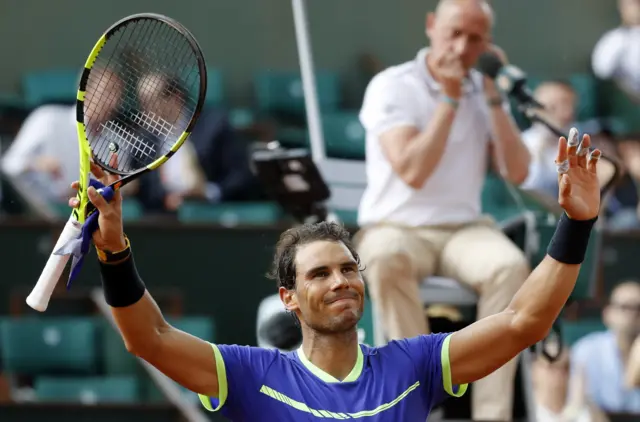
[0,221,288,347]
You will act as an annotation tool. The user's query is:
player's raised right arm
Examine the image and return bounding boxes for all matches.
[70,162,220,398]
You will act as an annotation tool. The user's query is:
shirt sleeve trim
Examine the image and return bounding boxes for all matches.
[441,334,468,398]
[198,343,229,412]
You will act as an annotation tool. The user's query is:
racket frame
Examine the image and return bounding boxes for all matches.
[27,13,207,312]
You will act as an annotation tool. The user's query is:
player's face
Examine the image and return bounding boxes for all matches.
[290,240,365,334]
[426,2,491,70]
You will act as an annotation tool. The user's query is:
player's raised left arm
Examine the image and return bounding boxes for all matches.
[448,129,601,386]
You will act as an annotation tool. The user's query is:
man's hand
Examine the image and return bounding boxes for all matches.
[432,50,464,99]
[556,129,601,220]
[483,44,508,99]
[68,160,127,252]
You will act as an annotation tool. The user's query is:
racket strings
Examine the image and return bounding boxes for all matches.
[83,17,202,174]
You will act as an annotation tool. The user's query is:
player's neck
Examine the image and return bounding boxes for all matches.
[300,328,359,381]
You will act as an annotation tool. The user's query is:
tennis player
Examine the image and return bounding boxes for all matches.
[69,130,601,420]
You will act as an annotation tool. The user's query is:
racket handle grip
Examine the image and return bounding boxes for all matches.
[26,217,82,312]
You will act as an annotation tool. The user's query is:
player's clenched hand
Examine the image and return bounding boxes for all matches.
[68,160,127,252]
[556,128,601,221]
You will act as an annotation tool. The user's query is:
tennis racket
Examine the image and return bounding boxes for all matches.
[26,13,207,312]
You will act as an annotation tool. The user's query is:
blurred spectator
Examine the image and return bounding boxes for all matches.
[135,72,208,211]
[354,1,530,420]
[520,81,625,222]
[0,68,123,204]
[135,73,259,212]
[592,0,640,227]
[532,347,609,422]
[592,0,640,99]
[571,281,640,413]
[521,81,577,197]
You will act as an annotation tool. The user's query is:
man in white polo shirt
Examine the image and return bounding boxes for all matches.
[355,0,531,420]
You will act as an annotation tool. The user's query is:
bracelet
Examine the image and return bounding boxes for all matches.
[96,236,131,264]
[547,213,597,265]
[99,249,146,307]
[441,95,460,109]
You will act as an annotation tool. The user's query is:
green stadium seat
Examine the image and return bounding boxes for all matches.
[277,126,309,148]
[569,74,599,122]
[331,209,358,227]
[229,107,255,130]
[254,70,340,117]
[34,376,139,404]
[481,172,522,223]
[323,111,365,160]
[0,317,98,375]
[560,319,607,347]
[178,201,283,226]
[22,69,79,107]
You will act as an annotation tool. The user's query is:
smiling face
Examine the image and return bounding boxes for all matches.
[280,240,365,334]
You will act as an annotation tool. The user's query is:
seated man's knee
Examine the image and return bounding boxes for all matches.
[494,251,530,292]
[365,252,415,286]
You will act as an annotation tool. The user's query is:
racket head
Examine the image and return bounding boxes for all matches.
[76,13,207,184]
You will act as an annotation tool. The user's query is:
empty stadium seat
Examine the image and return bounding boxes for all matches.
[177,201,283,226]
[254,70,340,117]
[34,376,139,404]
[323,111,365,160]
[229,107,255,130]
[0,317,98,375]
[22,69,79,107]
[560,319,607,347]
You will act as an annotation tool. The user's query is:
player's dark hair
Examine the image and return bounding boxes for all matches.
[267,221,361,291]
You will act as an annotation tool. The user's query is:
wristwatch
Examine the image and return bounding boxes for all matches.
[96,236,131,264]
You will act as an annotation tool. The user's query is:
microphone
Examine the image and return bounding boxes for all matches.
[476,52,544,109]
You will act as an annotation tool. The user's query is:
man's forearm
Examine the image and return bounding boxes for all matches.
[489,106,531,184]
[100,253,170,358]
[508,216,595,342]
[507,255,580,342]
[398,102,456,188]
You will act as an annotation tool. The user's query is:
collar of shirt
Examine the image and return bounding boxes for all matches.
[415,47,481,96]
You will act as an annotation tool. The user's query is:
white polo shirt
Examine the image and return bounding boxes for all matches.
[358,48,498,227]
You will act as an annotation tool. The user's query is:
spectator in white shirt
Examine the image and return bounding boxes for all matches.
[0,68,123,204]
[354,1,531,420]
[532,348,609,422]
[592,0,640,97]
[136,72,207,211]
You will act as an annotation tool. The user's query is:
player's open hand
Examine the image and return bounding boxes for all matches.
[68,159,127,252]
[556,128,601,221]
